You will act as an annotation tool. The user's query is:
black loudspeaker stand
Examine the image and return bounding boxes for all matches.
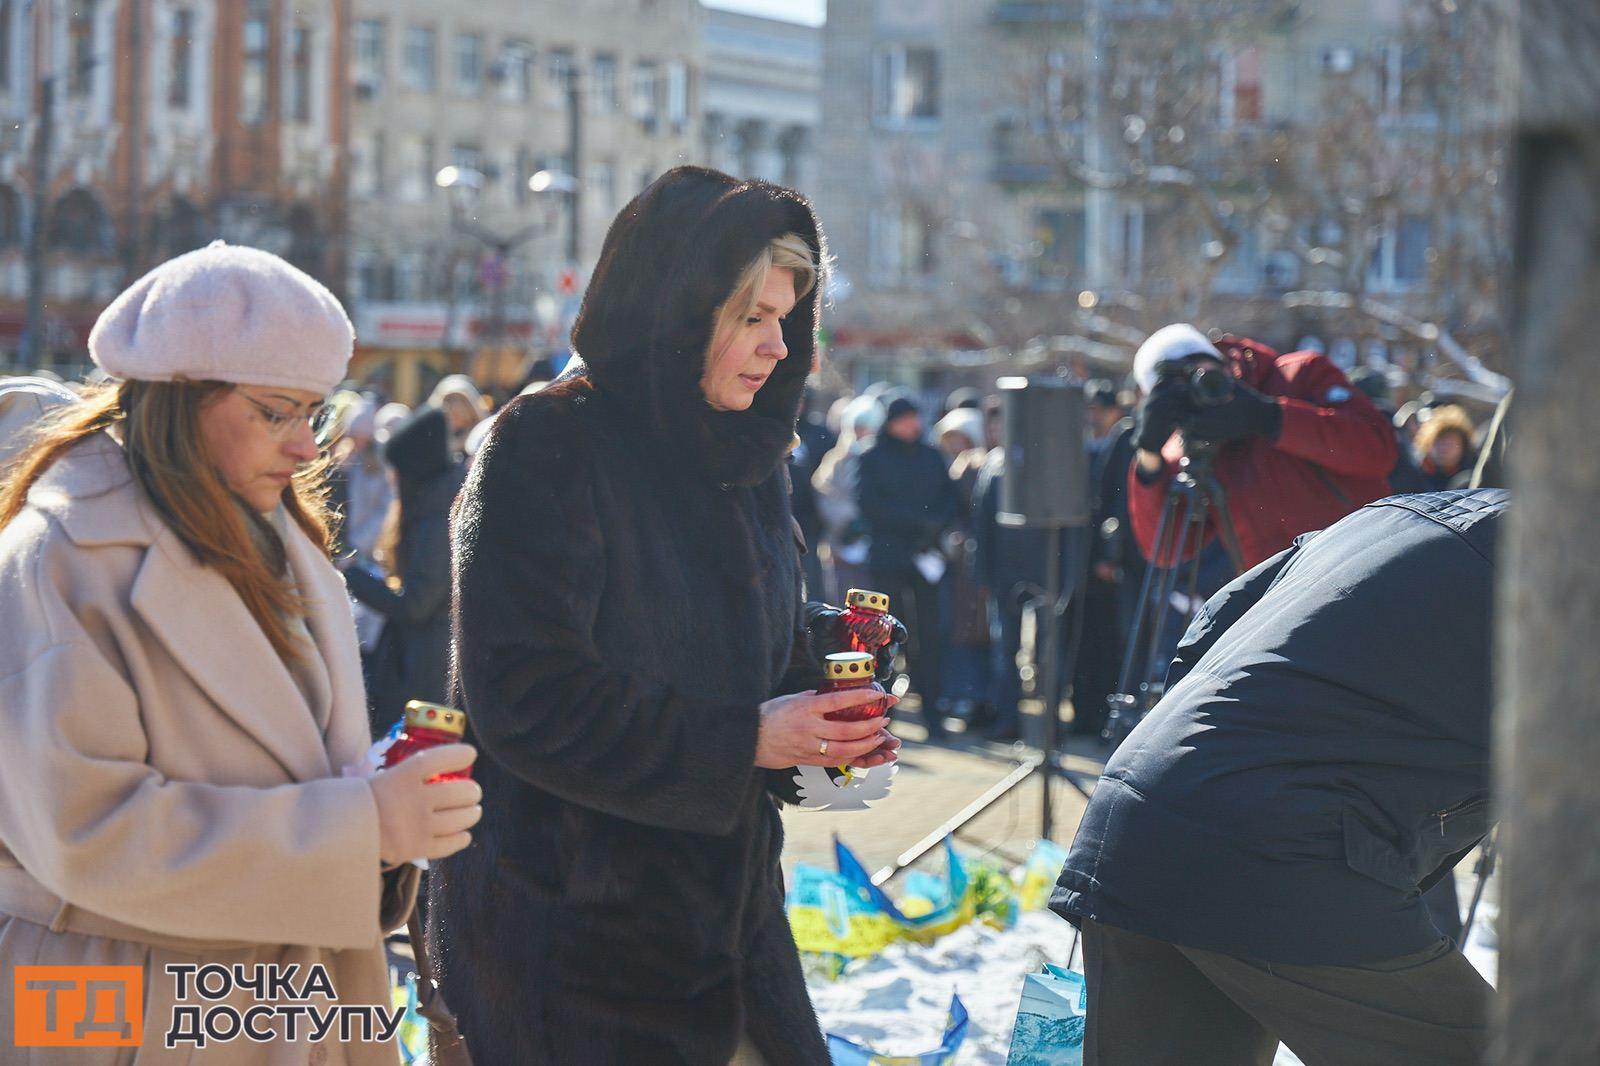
[872,378,1095,886]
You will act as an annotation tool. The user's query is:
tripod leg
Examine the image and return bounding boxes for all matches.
[1202,476,1247,575]
[1114,487,1181,698]
[1140,490,1196,699]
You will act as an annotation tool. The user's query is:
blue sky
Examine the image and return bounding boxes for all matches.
[703,0,826,27]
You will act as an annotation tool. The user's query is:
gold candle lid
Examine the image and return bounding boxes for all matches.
[403,700,467,737]
[846,589,890,612]
[824,652,876,681]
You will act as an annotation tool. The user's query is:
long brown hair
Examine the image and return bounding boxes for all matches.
[0,380,336,662]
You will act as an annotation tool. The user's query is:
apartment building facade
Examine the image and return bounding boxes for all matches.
[0,0,347,374]
[817,0,1507,386]
[701,6,821,199]
[345,0,704,399]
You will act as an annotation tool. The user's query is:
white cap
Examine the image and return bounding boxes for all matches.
[1132,323,1222,394]
[934,407,985,451]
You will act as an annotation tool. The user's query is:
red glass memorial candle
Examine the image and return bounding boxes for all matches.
[382,700,473,782]
[842,588,894,657]
[821,652,889,722]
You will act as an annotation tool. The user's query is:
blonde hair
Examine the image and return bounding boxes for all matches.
[709,233,819,353]
[0,381,335,663]
[1413,404,1476,458]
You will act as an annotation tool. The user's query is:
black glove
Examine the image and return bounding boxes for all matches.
[1134,375,1192,454]
[802,603,908,684]
[1180,380,1283,445]
[876,615,909,684]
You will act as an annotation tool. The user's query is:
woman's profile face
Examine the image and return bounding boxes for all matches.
[1431,429,1466,470]
[197,385,324,513]
[700,267,796,413]
[441,393,479,433]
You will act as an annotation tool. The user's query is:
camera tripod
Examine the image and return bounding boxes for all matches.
[1103,445,1246,747]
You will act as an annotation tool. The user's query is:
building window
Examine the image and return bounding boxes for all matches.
[240,2,269,124]
[545,47,573,107]
[777,127,806,187]
[591,160,615,215]
[872,45,939,127]
[49,189,107,253]
[352,133,386,197]
[1218,45,1262,127]
[452,143,482,174]
[357,256,399,303]
[632,59,658,131]
[665,61,689,131]
[454,32,483,96]
[500,41,532,103]
[1034,208,1086,285]
[1379,42,1428,117]
[591,52,618,113]
[404,25,436,93]
[168,7,193,109]
[1117,205,1144,284]
[68,0,99,100]
[288,26,312,124]
[514,146,533,205]
[398,135,433,202]
[869,204,936,286]
[1370,212,1431,288]
[354,19,385,96]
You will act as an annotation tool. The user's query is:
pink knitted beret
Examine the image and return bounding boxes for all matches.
[89,240,354,396]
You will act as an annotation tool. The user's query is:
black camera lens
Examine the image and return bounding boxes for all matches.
[1189,366,1235,407]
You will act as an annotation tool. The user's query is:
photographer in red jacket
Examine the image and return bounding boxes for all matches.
[1129,324,1396,570]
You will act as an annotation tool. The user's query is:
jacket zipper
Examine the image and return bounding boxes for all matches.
[1434,795,1488,836]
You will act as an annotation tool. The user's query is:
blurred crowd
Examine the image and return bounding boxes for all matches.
[0,350,1504,749]
[785,355,1504,746]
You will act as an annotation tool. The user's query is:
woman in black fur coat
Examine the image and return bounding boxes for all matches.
[431,166,901,1064]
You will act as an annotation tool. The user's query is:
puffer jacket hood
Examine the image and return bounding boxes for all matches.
[562,165,826,487]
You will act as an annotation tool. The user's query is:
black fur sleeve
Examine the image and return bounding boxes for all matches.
[451,397,762,835]
[763,600,832,805]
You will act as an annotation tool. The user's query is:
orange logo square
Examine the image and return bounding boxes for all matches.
[13,966,143,1047]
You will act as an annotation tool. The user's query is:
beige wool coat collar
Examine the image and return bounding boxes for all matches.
[28,433,371,783]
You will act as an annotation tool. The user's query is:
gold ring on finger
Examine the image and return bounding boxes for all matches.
[818,739,829,757]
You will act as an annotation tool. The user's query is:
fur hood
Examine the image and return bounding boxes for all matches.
[562,165,826,487]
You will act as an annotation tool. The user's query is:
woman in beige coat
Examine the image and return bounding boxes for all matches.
[0,242,481,1064]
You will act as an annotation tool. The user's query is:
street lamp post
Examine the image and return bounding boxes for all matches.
[22,73,54,370]
[434,164,565,380]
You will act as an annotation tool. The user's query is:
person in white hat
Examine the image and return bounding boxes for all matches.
[1125,323,1397,574]
[0,242,480,1063]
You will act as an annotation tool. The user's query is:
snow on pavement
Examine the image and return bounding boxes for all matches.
[808,870,1499,1065]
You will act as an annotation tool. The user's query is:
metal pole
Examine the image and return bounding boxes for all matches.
[870,756,1046,887]
[488,240,509,373]
[1038,525,1064,841]
[1082,0,1113,288]
[565,65,582,266]
[24,74,53,369]
[124,0,143,279]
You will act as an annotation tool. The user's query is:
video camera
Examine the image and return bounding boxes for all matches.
[1154,357,1235,459]
[1154,358,1235,409]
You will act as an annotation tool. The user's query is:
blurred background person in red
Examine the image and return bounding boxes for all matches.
[1128,324,1397,572]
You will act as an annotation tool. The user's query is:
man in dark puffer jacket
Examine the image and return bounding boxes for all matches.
[1053,490,1503,1066]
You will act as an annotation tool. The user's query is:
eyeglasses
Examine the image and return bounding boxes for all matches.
[241,393,337,444]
